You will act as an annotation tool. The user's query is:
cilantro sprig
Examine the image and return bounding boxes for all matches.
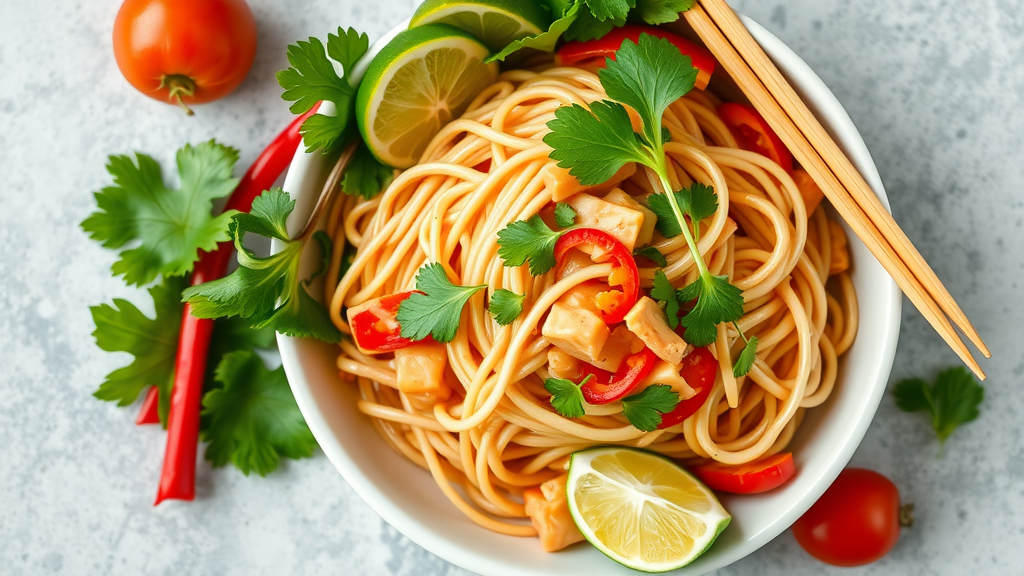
[621,384,680,431]
[544,33,755,376]
[554,202,578,227]
[893,367,984,454]
[497,215,565,276]
[396,263,486,342]
[489,289,525,326]
[545,374,593,419]
[181,188,341,343]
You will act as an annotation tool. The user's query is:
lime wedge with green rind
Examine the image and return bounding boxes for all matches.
[410,0,552,51]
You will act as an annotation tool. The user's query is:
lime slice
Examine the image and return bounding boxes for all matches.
[410,0,552,52]
[566,447,732,573]
[355,24,498,169]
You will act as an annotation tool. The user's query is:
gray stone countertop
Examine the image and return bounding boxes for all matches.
[1,0,1021,574]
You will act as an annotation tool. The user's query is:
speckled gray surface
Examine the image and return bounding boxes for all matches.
[1,0,1022,574]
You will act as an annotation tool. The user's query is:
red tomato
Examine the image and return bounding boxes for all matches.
[348,292,422,354]
[112,0,258,114]
[717,102,794,172]
[656,347,717,429]
[792,468,903,566]
[691,453,796,494]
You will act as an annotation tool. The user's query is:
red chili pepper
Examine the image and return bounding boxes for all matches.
[154,105,319,505]
[136,386,161,425]
[348,291,423,354]
[691,452,796,494]
[717,102,794,173]
[656,346,718,429]
[579,347,658,405]
[554,228,639,325]
[556,25,717,90]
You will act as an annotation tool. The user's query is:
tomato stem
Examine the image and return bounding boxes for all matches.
[160,74,197,116]
[899,503,915,527]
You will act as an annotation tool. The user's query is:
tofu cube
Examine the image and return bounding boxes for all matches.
[542,302,610,364]
[624,296,689,365]
[603,188,657,248]
[524,473,585,552]
[394,341,451,401]
[565,193,646,252]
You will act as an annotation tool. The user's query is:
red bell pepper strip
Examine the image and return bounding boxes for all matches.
[579,347,658,405]
[717,102,794,173]
[556,25,717,90]
[553,228,639,325]
[656,346,718,429]
[691,452,796,494]
[136,386,161,425]
[154,105,319,505]
[349,291,423,353]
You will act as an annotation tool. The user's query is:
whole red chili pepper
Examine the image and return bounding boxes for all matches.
[154,106,318,504]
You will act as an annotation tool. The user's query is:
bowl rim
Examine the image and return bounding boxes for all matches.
[276,11,902,576]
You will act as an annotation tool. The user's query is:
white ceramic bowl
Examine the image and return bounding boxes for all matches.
[277,12,901,576]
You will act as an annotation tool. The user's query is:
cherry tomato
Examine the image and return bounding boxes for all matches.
[112,0,258,114]
[691,453,795,494]
[792,468,904,567]
[347,291,424,354]
[717,102,794,172]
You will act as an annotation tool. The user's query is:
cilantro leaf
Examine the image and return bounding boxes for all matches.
[488,0,583,62]
[564,3,622,41]
[621,384,679,431]
[396,263,486,342]
[732,336,758,377]
[599,33,697,147]
[651,270,681,329]
[341,141,394,199]
[202,351,317,476]
[634,245,668,267]
[545,375,593,419]
[181,189,342,343]
[634,0,695,24]
[91,276,186,408]
[277,28,369,154]
[81,142,239,286]
[893,367,984,450]
[554,202,578,227]
[586,0,635,21]
[544,101,652,186]
[678,274,744,347]
[648,183,719,239]
[497,216,565,276]
[489,289,525,326]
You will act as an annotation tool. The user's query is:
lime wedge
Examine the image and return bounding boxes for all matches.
[355,24,498,169]
[566,447,731,573]
[410,0,552,51]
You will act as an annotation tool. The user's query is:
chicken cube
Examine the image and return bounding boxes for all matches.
[543,163,637,202]
[524,473,585,552]
[542,302,610,364]
[565,193,646,253]
[394,341,452,402]
[603,188,657,248]
[590,324,645,371]
[624,296,689,365]
[547,347,581,380]
[637,359,697,400]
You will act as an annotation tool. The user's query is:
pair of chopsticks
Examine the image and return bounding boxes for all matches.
[683,0,991,379]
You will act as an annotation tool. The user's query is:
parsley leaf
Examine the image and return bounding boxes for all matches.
[90,276,186,408]
[554,202,578,227]
[634,245,668,267]
[81,142,239,286]
[489,289,525,326]
[181,188,342,343]
[893,367,984,451]
[396,263,486,343]
[648,183,719,239]
[202,351,317,476]
[622,384,679,431]
[732,336,759,377]
[677,274,744,347]
[651,270,681,328]
[545,101,652,186]
[545,374,593,419]
[277,28,368,154]
[488,0,583,62]
[634,0,695,24]
[497,216,565,276]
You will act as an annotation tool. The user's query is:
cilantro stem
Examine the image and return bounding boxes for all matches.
[732,321,749,344]
[653,167,710,279]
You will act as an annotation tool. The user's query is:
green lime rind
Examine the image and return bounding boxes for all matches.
[410,0,552,50]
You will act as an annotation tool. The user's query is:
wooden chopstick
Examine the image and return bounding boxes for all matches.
[695,0,990,360]
[683,4,987,379]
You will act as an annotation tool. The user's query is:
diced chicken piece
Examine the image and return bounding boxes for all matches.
[547,347,581,380]
[542,302,610,364]
[590,324,645,371]
[543,162,638,202]
[624,296,688,365]
[603,188,657,248]
[565,193,645,253]
[637,359,697,400]
[524,473,586,552]
[828,220,850,276]
[556,248,594,279]
[394,341,452,402]
[555,280,606,317]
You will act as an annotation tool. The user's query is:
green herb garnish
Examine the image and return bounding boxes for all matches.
[893,367,984,453]
[396,263,486,342]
